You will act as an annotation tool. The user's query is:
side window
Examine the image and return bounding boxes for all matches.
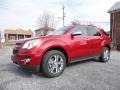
[72,26,88,36]
[87,27,101,36]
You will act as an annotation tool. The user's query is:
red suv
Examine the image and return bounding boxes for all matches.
[11,24,111,78]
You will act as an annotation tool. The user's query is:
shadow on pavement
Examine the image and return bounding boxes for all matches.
[1,58,100,78]
[0,63,45,78]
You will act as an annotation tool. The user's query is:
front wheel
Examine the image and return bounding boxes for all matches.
[99,47,110,62]
[42,50,66,78]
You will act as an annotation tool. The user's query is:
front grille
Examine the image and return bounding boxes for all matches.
[13,49,18,55]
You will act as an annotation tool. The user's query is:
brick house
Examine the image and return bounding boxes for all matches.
[108,1,120,50]
[4,28,33,42]
[35,27,55,37]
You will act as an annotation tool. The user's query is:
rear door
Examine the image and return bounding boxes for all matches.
[86,26,103,56]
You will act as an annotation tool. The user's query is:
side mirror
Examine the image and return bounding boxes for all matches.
[71,32,82,37]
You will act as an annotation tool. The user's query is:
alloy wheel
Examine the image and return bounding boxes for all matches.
[48,54,64,74]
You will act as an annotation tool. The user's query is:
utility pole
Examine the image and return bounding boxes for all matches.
[62,5,65,27]
[0,31,1,48]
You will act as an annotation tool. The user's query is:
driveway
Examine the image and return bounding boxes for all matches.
[0,46,120,90]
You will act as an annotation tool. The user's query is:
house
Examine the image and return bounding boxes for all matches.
[4,28,33,42]
[108,1,120,50]
[35,27,55,37]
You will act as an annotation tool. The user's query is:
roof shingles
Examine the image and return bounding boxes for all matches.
[4,29,33,35]
[108,1,120,13]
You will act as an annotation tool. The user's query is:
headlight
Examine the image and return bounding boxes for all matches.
[22,39,41,49]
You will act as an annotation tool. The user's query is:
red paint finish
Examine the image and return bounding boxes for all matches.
[11,24,111,71]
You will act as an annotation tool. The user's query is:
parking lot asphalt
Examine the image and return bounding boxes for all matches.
[0,46,120,90]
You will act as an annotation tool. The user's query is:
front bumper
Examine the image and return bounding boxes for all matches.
[11,51,41,72]
[13,61,40,72]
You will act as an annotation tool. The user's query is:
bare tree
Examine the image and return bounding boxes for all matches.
[37,12,57,35]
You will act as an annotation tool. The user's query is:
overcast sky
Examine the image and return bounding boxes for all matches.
[0,0,120,31]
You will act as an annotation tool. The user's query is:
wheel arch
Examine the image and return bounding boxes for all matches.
[104,44,111,51]
[45,46,68,63]
[40,46,69,71]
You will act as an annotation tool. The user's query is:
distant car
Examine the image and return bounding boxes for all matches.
[11,24,111,78]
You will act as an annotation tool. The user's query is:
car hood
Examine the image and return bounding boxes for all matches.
[16,37,40,44]
[16,35,62,44]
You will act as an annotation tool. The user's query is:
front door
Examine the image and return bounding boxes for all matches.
[69,26,92,60]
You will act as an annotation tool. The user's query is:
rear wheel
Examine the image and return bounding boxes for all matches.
[42,50,66,78]
[99,47,110,62]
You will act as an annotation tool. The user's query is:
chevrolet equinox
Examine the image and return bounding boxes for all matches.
[11,24,111,78]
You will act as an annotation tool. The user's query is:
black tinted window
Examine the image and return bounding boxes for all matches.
[72,26,88,36]
[87,27,101,36]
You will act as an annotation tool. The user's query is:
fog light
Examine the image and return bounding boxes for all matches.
[25,58,31,64]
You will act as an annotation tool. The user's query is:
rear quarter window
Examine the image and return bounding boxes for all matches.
[87,27,101,36]
[100,29,109,36]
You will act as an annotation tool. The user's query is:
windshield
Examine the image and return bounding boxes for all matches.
[47,26,72,36]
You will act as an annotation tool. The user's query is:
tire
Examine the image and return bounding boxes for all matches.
[42,50,66,78]
[99,47,110,62]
